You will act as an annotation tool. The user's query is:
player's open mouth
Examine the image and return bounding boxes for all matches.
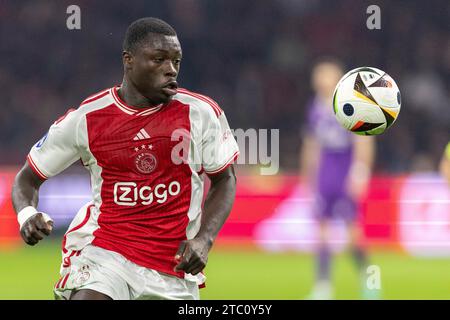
[161,81,178,96]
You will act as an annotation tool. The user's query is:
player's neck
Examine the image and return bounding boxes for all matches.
[117,80,159,109]
[317,94,332,106]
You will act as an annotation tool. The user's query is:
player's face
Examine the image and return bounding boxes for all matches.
[126,34,182,105]
[312,63,343,99]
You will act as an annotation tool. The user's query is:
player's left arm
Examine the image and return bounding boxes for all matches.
[175,103,238,275]
[174,165,237,275]
[346,135,376,201]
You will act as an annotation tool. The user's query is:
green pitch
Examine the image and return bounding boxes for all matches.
[0,240,449,299]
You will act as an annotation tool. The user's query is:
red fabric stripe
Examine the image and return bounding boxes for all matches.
[62,250,78,267]
[136,105,163,116]
[206,151,239,176]
[177,89,222,117]
[55,277,63,289]
[112,86,164,116]
[111,87,136,113]
[54,108,76,125]
[62,205,93,254]
[82,88,109,101]
[81,90,109,106]
[60,274,70,289]
[197,167,205,175]
[180,89,222,116]
[26,154,47,180]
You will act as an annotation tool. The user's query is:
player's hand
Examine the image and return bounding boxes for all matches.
[345,175,369,202]
[174,237,212,275]
[20,212,53,246]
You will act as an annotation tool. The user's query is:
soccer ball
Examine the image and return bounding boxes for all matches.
[332,67,401,135]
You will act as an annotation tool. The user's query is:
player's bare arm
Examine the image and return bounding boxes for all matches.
[346,135,376,201]
[175,165,237,275]
[11,162,53,246]
[299,133,320,190]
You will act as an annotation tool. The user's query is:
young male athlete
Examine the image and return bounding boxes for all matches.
[11,17,239,300]
[300,59,377,299]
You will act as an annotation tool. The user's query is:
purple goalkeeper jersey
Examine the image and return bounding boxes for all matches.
[307,96,353,197]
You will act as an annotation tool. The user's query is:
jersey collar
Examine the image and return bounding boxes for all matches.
[111,86,164,116]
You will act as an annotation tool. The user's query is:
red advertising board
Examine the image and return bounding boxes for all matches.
[0,169,21,248]
[1,169,449,255]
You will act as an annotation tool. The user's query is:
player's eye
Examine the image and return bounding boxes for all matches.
[153,57,164,63]
[173,59,181,65]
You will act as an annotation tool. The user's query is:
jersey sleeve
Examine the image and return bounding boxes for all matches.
[201,111,239,175]
[27,108,81,180]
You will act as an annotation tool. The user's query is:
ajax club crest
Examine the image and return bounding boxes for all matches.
[134,150,157,174]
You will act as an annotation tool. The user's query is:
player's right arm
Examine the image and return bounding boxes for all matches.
[346,134,376,201]
[299,132,320,191]
[11,107,81,245]
[299,102,320,191]
[12,163,53,245]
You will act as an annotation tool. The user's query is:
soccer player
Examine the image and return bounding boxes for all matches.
[439,142,450,185]
[11,17,239,300]
[300,58,377,299]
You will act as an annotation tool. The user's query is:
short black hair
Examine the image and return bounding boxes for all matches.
[123,17,177,53]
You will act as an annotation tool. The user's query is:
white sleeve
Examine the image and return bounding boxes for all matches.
[27,108,81,179]
[202,111,239,175]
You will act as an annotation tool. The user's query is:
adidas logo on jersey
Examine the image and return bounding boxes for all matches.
[133,128,151,141]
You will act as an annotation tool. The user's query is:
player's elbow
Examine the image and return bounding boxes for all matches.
[225,165,237,187]
[209,166,237,193]
[13,163,44,192]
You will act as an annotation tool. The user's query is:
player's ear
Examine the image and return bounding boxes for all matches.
[122,51,133,70]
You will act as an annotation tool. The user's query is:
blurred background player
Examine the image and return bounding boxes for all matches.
[439,142,450,185]
[300,58,377,300]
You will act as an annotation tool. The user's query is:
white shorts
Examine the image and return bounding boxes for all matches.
[53,244,200,300]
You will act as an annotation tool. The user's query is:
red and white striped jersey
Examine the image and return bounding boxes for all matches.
[28,86,239,280]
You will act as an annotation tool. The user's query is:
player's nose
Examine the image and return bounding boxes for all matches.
[164,61,178,78]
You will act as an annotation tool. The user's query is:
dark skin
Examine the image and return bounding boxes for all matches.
[11,33,237,300]
[12,164,52,245]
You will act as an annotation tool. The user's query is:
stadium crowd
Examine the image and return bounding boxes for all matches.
[1,0,448,172]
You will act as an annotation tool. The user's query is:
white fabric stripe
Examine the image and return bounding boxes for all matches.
[140,129,150,138]
[80,90,113,111]
[78,116,104,215]
[81,88,110,105]
[112,87,163,116]
[27,154,48,179]
[177,89,222,116]
[137,132,145,140]
[136,104,162,116]
[110,88,136,114]
[112,88,136,112]
[137,105,163,116]
[59,115,103,274]
[184,104,206,285]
